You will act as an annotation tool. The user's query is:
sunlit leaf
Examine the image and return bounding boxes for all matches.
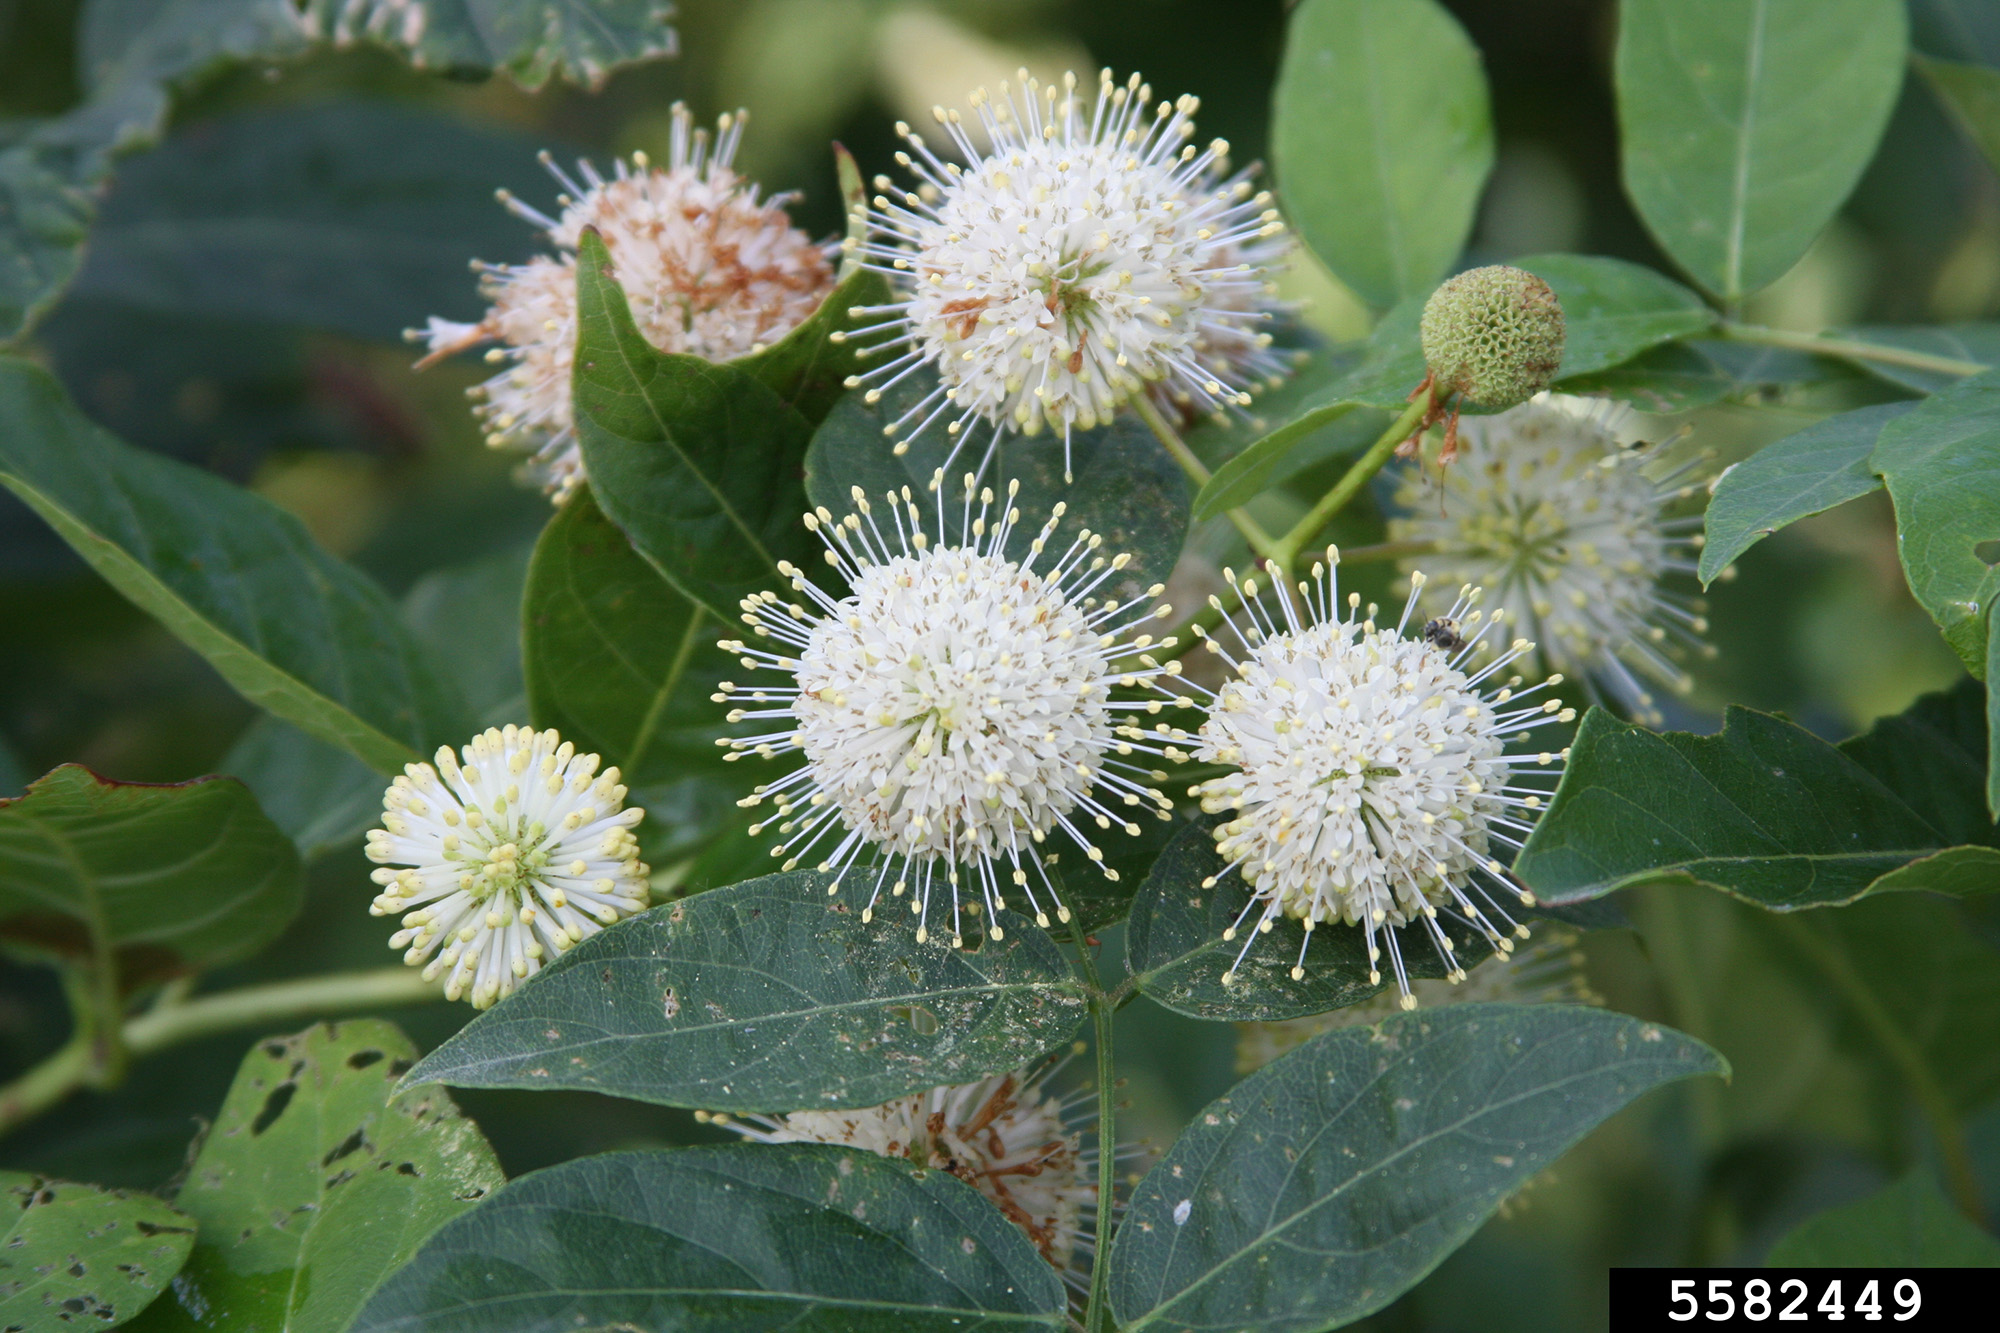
[0,765,302,988]
[1107,1004,1724,1331]
[572,229,818,621]
[1700,402,1911,582]
[1273,0,1493,309]
[349,1145,1066,1332]
[1766,1173,2000,1266]
[0,1173,195,1331]
[128,1021,503,1333]
[403,872,1089,1113]
[0,359,470,773]
[1616,0,1908,301]
[1125,818,1493,1022]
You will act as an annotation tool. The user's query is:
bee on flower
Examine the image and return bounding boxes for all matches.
[1386,394,1710,725]
[1176,557,1572,1008]
[366,726,649,1009]
[411,104,836,502]
[715,477,1184,946]
[842,67,1291,481]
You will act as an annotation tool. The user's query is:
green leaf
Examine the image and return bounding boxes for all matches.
[1515,697,2000,910]
[0,359,470,773]
[1919,54,2000,176]
[1107,1004,1724,1332]
[1869,369,2000,678]
[0,129,97,341]
[66,101,556,342]
[0,765,302,986]
[1125,818,1494,1022]
[1513,253,1718,377]
[349,1144,1066,1332]
[733,266,894,425]
[0,1173,195,1331]
[1273,0,1494,309]
[1699,402,1911,582]
[1557,337,1849,412]
[804,363,1190,588]
[1836,321,2000,394]
[127,1021,504,1333]
[1193,399,1361,523]
[80,0,679,99]
[1616,0,1908,302]
[572,229,818,621]
[221,717,383,861]
[522,487,733,787]
[1766,1173,2000,1266]
[401,542,531,727]
[403,872,1089,1113]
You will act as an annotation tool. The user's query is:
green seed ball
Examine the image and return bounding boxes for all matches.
[1419,265,1566,409]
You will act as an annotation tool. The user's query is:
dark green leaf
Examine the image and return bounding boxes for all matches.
[1513,253,1717,377]
[734,267,893,425]
[1557,337,1850,412]
[80,0,678,98]
[0,359,470,773]
[0,129,96,340]
[1516,700,2000,910]
[402,542,531,727]
[0,765,301,986]
[1616,0,1908,301]
[1766,1173,2000,1266]
[1699,402,1911,582]
[1836,321,2000,394]
[1840,677,1995,847]
[1107,1004,1724,1332]
[1919,54,2000,176]
[1125,818,1493,1022]
[1869,369,2000,679]
[0,1173,195,1331]
[128,1021,504,1333]
[403,872,1089,1113]
[1273,0,1493,309]
[67,101,553,341]
[573,230,818,621]
[804,363,1190,588]
[522,487,734,789]
[349,1145,1066,1332]
[221,717,383,861]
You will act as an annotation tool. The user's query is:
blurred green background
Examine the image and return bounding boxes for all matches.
[2,2,1995,1328]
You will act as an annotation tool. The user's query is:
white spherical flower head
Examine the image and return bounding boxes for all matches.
[713,1066,1095,1273]
[1181,560,1573,1007]
[847,68,1289,478]
[1388,395,1710,725]
[367,725,649,1009]
[718,479,1183,945]
[412,104,836,502]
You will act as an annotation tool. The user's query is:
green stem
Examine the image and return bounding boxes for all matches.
[1272,396,1428,576]
[1067,918,1118,1333]
[1770,913,1983,1221]
[1718,322,1989,378]
[0,967,441,1138]
[1329,538,1440,564]
[1132,395,1282,561]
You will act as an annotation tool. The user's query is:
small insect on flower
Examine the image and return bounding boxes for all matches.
[707,1063,1099,1278]
[409,104,836,502]
[1179,557,1574,1008]
[367,726,650,1009]
[1387,394,1710,725]
[845,67,1291,481]
[715,478,1184,946]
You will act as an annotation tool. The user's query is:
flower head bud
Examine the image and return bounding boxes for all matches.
[1419,265,1566,410]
